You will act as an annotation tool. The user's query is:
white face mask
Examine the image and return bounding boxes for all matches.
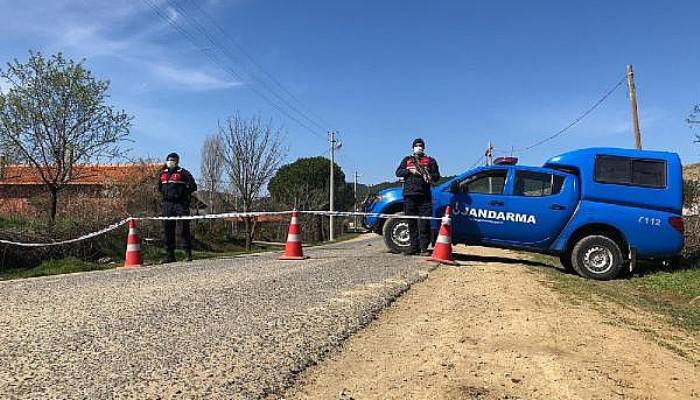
[413,146,424,155]
[166,160,178,169]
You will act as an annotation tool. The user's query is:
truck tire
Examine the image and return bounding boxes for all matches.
[571,235,624,280]
[559,251,575,273]
[382,213,412,254]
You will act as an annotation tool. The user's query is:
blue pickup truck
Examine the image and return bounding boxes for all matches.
[363,147,684,280]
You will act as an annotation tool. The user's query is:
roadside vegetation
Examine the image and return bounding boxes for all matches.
[0,214,361,281]
[525,178,700,335]
[528,253,699,333]
[0,50,364,281]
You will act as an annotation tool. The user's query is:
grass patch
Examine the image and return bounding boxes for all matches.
[635,268,700,299]
[526,253,700,333]
[331,232,363,242]
[0,257,111,281]
[0,231,364,281]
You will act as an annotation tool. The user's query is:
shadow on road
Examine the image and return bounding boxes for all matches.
[453,253,553,269]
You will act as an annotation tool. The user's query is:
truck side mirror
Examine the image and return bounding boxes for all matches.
[449,180,461,193]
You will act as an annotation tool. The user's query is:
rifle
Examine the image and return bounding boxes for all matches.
[411,154,433,184]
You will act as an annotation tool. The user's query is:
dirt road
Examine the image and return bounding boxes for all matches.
[285,245,700,400]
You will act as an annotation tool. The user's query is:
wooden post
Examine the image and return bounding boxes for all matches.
[626,65,643,150]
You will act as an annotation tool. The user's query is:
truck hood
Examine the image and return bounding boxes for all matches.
[376,185,445,199]
[377,187,403,199]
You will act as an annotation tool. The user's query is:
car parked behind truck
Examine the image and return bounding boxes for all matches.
[363,147,684,280]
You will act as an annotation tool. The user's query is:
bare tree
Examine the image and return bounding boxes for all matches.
[689,104,700,125]
[200,134,224,214]
[219,113,286,249]
[0,51,131,224]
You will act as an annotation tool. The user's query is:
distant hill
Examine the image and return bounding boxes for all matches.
[366,175,456,196]
[368,180,401,194]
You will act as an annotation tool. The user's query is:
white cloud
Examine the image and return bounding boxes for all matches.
[150,62,240,90]
[58,26,132,58]
[0,0,241,92]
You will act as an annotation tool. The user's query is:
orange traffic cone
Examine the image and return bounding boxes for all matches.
[122,219,143,268]
[279,210,309,260]
[429,206,458,265]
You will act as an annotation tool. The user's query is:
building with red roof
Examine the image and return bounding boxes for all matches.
[0,163,163,216]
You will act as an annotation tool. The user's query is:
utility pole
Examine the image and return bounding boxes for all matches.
[485,141,494,193]
[329,131,337,241]
[353,171,360,231]
[626,65,643,150]
[485,141,494,166]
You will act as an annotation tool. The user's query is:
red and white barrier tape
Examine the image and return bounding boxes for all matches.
[0,218,133,247]
[0,210,443,247]
[302,210,443,221]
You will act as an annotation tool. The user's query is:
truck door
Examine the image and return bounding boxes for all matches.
[450,168,511,243]
[494,169,578,247]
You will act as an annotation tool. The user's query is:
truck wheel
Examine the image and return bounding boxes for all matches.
[571,235,624,280]
[559,251,575,273]
[382,213,412,254]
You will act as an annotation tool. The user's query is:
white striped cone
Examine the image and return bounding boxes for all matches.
[279,210,309,260]
[122,219,143,268]
[429,206,458,265]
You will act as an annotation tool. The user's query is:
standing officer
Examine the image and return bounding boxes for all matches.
[395,138,441,255]
[158,152,197,263]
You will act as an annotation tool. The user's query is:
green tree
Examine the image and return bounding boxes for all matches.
[268,156,353,211]
[268,157,353,241]
[0,51,131,224]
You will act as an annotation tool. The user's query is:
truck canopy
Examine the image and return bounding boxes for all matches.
[543,147,682,215]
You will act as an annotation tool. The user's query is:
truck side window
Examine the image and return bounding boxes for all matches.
[632,160,666,188]
[596,156,630,185]
[595,155,666,188]
[459,170,507,194]
[513,171,564,197]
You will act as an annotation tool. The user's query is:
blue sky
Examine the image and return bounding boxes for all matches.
[0,0,698,184]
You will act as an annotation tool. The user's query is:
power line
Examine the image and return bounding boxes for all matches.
[165,0,329,135]
[511,76,627,154]
[142,0,327,141]
[161,0,327,136]
[185,0,333,130]
[468,154,486,169]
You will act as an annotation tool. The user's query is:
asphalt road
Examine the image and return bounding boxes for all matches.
[0,235,431,399]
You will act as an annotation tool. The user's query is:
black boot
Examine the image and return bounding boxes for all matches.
[162,251,176,264]
[186,249,193,262]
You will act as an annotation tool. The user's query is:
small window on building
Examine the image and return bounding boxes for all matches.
[514,171,565,197]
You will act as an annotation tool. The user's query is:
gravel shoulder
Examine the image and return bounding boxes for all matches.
[284,245,700,400]
[0,235,431,399]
